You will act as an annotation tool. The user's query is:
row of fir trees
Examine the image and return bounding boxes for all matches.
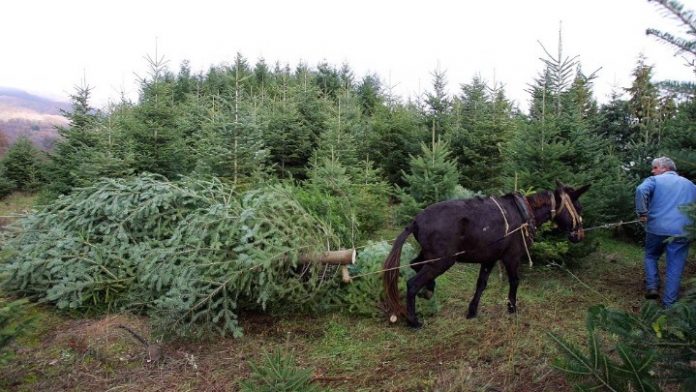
[3,49,693,239]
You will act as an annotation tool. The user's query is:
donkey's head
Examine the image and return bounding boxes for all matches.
[552,181,591,243]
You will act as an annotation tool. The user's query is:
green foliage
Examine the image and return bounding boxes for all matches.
[515,36,635,227]
[550,293,696,391]
[529,223,571,264]
[527,221,596,266]
[423,67,454,137]
[1,137,45,192]
[185,94,270,183]
[321,241,416,316]
[528,28,598,121]
[125,86,190,177]
[646,0,696,77]
[312,93,368,173]
[356,74,383,117]
[0,174,343,337]
[44,141,133,201]
[348,159,392,239]
[261,94,323,179]
[315,61,343,101]
[596,91,635,155]
[594,301,696,389]
[505,117,608,203]
[367,105,423,186]
[297,157,390,247]
[516,33,609,205]
[397,140,461,217]
[684,203,696,240]
[295,161,355,245]
[395,139,483,224]
[509,34,630,263]
[43,83,122,199]
[549,330,659,392]
[10,52,692,344]
[394,191,425,225]
[239,349,326,392]
[627,55,662,149]
[0,298,34,364]
[448,75,516,193]
[304,93,390,239]
[660,98,696,181]
[0,163,17,198]
[505,113,613,260]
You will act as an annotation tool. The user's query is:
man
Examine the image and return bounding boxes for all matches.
[635,156,696,307]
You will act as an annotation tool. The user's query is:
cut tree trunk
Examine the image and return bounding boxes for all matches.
[299,249,355,265]
[299,249,355,283]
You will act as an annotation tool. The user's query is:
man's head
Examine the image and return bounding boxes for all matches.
[651,156,676,176]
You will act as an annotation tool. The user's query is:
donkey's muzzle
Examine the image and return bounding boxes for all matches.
[569,228,585,243]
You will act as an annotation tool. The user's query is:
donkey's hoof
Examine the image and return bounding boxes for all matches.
[407,319,423,330]
[466,311,477,319]
[418,289,434,300]
[507,303,517,314]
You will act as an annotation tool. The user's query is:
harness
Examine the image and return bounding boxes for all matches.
[490,189,583,268]
[490,193,537,267]
[490,193,537,238]
[551,190,583,232]
[513,192,536,234]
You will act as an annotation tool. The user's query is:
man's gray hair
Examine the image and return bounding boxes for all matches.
[652,156,676,171]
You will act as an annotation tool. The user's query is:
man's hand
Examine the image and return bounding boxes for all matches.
[639,215,648,224]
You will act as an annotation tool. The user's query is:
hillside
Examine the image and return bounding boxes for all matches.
[0,87,69,152]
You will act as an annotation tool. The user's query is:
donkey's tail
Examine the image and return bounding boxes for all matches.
[382,222,414,322]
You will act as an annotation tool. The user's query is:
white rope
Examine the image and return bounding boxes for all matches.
[490,197,510,235]
[492,194,534,269]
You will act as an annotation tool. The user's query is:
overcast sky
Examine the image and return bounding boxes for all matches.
[2,0,694,110]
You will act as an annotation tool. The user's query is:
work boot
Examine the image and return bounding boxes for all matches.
[645,289,659,300]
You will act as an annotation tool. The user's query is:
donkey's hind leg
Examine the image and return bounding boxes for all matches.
[411,254,436,300]
[466,260,497,319]
[406,259,454,329]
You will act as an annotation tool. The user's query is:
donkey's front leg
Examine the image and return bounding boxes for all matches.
[418,279,436,300]
[467,260,496,318]
[502,256,520,314]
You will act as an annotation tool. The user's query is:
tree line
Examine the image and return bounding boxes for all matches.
[1,24,695,247]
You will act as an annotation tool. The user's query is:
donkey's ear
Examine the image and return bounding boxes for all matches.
[572,184,591,198]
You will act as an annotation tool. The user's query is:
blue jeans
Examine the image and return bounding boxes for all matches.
[644,232,691,307]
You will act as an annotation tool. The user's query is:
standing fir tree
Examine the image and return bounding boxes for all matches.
[509,31,629,228]
[43,82,101,197]
[626,55,661,147]
[367,104,423,186]
[122,49,190,178]
[447,75,515,193]
[396,139,472,223]
[1,137,45,192]
[423,67,454,139]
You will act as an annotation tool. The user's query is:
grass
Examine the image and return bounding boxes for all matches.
[0,192,36,214]
[0,194,692,391]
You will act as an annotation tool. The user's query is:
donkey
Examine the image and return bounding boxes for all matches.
[383,182,590,328]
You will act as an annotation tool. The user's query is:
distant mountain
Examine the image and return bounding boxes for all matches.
[0,87,71,114]
[0,87,70,152]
